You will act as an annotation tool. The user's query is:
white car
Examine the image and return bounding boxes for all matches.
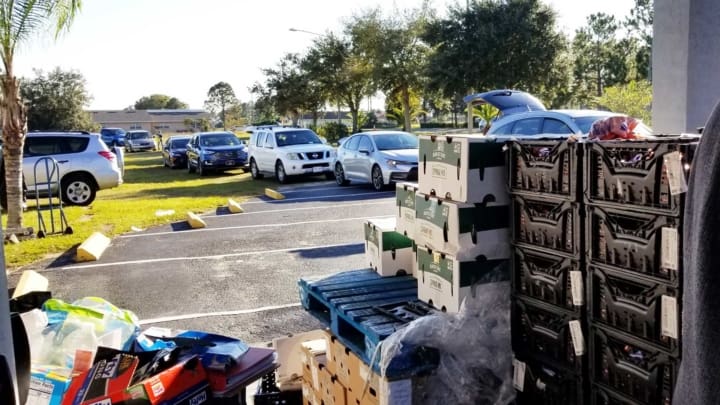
[0,131,123,207]
[248,127,336,183]
[125,130,155,152]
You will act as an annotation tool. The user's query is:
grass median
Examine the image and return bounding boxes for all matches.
[4,151,274,269]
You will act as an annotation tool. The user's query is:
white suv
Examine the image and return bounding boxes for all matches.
[0,132,123,207]
[248,127,336,183]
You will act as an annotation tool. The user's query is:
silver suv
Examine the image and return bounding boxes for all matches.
[1,132,123,207]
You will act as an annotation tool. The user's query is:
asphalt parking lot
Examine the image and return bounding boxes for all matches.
[18,180,397,345]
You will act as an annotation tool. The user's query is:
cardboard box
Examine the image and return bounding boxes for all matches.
[347,350,412,405]
[273,330,330,390]
[27,366,72,405]
[416,246,509,313]
[418,135,508,204]
[414,193,510,261]
[328,335,353,388]
[300,339,327,393]
[364,218,414,277]
[395,182,418,239]
[318,365,347,405]
[301,380,321,405]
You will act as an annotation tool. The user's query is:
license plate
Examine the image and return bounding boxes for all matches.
[312,166,324,173]
[225,160,235,166]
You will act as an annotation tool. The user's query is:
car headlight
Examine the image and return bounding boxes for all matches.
[172,153,183,157]
[386,159,399,168]
[328,150,337,158]
[286,153,302,160]
[204,150,216,156]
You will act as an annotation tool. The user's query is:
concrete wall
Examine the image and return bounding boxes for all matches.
[653,0,720,133]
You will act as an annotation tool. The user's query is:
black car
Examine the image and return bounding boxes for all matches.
[162,136,192,169]
[186,132,248,176]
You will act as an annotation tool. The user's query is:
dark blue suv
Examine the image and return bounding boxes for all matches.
[100,127,127,146]
[186,132,248,176]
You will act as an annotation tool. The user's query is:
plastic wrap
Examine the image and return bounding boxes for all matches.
[378,281,514,405]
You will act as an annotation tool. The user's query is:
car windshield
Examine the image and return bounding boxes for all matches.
[275,130,322,147]
[131,132,150,139]
[573,116,653,136]
[171,139,190,148]
[200,134,241,147]
[103,129,125,136]
[372,133,419,150]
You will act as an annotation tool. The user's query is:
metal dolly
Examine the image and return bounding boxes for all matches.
[33,157,72,238]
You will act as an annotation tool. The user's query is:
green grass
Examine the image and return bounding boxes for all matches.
[4,151,274,269]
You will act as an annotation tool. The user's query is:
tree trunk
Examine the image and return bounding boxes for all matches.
[351,109,359,133]
[291,111,300,127]
[401,86,411,132]
[1,74,27,232]
[312,111,319,128]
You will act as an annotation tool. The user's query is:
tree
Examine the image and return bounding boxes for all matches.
[183,117,211,132]
[134,94,188,110]
[0,0,82,232]
[22,68,98,132]
[423,0,569,108]
[258,53,314,127]
[385,88,425,127]
[626,0,653,81]
[595,80,652,124]
[349,6,429,132]
[224,102,252,129]
[303,34,374,133]
[205,82,237,130]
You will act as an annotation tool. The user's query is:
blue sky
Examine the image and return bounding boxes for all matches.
[14,0,637,110]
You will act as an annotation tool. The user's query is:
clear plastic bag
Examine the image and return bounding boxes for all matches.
[378,281,514,405]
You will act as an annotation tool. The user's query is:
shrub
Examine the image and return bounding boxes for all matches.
[317,122,349,144]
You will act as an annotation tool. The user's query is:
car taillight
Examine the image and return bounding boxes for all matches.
[98,151,116,161]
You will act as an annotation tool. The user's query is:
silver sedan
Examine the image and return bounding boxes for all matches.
[333,131,418,191]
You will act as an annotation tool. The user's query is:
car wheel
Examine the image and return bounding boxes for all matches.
[61,174,96,206]
[275,161,288,184]
[371,165,385,191]
[198,162,206,176]
[250,159,263,180]
[335,163,350,186]
[187,158,196,174]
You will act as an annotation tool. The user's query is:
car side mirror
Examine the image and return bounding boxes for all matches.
[359,149,370,155]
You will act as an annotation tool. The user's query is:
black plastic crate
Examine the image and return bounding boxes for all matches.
[513,246,584,314]
[587,205,681,284]
[592,384,646,405]
[589,266,680,355]
[513,194,580,257]
[513,356,586,405]
[254,373,303,405]
[509,140,580,199]
[590,326,677,405]
[512,295,586,373]
[585,139,698,215]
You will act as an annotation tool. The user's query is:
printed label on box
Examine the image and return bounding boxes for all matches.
[512,359,526,392]
[661,227,679,272]
[664,151,688,195]
[661,295,679,339]
[569,320,585,356]
[570,271,584,306]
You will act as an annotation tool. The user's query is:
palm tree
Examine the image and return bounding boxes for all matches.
[0,0,82,233]
[470,104,500,134]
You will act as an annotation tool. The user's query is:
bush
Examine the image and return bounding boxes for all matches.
[419,122,464,129]
[317,122,349,144]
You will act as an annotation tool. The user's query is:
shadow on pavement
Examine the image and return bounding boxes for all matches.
[45,244,81,268]
[291,243,364,259]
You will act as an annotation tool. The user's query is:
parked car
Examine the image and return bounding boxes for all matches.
[334,131,418,191]
[162,136,191,169]
[248,126,335,183]
[0,131,123,208]
[465,89,652,137]
[186,132,248,175]
[100,127,126,147]
[125,130,155,152]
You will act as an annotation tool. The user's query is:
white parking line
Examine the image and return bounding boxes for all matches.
[57,241,365,271]
[139,303,302,325]
[120,215,392,239]
[240,191,394,205]
[201,200,392,218]
[278,185,366,194]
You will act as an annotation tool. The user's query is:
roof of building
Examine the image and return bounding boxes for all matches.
[89,109,210,123]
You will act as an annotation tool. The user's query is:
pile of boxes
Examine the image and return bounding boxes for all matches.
[584,139,695,405]
[298,331,413,405]
[509,140,587,404]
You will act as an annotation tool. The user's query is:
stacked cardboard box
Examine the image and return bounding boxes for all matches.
[364,217,415,277]
[583,139,697,405]
[508,140,588,404]
[298,331,414,405]
[414,135,510,313]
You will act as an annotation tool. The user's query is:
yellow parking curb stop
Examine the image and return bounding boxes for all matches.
[228,198,244,213]
[265,188,285,200]
[187,212,207,229]
[76,232,111,262]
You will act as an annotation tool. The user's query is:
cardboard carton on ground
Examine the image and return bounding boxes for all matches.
[364,217,414,277]
[27,366,72,405]
[418,135,508,204]
[300,339,328,393]
[416,246,509,313]
[346,349,412,405]
[414,193,510,261]
[395,182,419,239]
[302,379,321,405]
[318,364,347,405]
[327,333,353,388]
[273,330,331,390]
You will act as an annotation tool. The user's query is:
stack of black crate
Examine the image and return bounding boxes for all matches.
[509,139,588,405]
[584,138,698,405]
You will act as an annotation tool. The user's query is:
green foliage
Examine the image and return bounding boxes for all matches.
[317,122,348,144]
[385,88,425,127]
[134,94,188,110]
[419,122,462,129]
[205,82,238,130]
[626,0,653,81]
[22,67,98,132]
[255,53,316,126]
[183,117,211,132]
[469,103,500,133]
[595,80,652,125]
